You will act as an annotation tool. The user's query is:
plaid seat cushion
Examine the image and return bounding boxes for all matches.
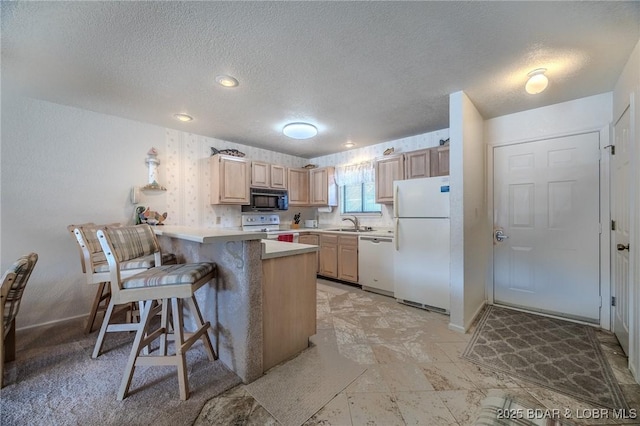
[93,253,177,272]
[123,263,215,289]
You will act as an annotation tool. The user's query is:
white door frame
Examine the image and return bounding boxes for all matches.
[486,126,611,330]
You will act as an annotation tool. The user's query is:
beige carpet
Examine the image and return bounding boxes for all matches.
[245,335,366,426]
[1,323,241,426]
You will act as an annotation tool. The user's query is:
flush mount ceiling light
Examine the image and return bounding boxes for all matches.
[282,122,318,139]
[344,141,355,148]
[173,113,193,122]
[525,68,549,94]
[215,75,239,88]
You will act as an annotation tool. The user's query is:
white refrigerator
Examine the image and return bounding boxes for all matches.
[393,176,450,312]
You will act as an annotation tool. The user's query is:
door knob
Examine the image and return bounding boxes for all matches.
[495,230,509,242]
[617,243,630,251]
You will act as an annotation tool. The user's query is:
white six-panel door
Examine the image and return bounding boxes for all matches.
[612,107,631,354]
[493,133,601,323]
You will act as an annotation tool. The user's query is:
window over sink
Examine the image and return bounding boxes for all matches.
[342,182,381,214]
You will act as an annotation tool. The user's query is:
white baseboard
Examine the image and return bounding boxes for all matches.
[448,300,487,334]
[16,314,87,333]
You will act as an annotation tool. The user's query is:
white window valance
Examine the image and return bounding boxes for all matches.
[334,161,375,186]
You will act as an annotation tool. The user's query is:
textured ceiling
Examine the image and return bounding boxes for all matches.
[2,1,639,158]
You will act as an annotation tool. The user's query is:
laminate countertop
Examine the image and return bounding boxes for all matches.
[260,239,319,260]
[152,225,267,243]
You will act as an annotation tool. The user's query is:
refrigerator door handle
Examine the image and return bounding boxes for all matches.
[395,218,399,250]
[394,185,399,218]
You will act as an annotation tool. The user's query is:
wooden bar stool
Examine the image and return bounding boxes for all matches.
[68,223,176,358]
[97,224,217,400]
[1,253,38,388]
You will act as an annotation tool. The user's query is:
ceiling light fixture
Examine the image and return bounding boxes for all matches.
[173,113,193,122]
[215,75,239,88]
[344,141,355,148]
[525,68,549,94]
[282,122,318,139]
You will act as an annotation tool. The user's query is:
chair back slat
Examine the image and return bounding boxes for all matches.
[103,225,160,263]
[69,223,121,275]
[1,253,38,334]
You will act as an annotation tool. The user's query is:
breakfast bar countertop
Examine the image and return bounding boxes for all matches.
[153,225,267,243]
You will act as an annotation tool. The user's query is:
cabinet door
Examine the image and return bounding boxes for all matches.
[270,164,287,189]
[430,145,450,177]
[405,149,431,179]
[210,155,250,204]
[310,168,328,205]
[338,236,358,282]
[299,234,320,273]
[319,235,338,278]
[288,168,310,206]
[251,161,270,188]
[375,155,404,204]
[310,167,337,206]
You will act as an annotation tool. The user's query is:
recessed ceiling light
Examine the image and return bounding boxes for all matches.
[173,113,193,122]
[282,122,318,139]
[525,68,548,94]
[344,141,355,148]
[215,75,239,88]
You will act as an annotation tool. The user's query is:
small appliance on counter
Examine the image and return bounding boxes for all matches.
[304,220,318,228]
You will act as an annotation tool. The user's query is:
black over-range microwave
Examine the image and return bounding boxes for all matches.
[241,188,289,212]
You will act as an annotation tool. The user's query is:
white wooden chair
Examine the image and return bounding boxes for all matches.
[1,252,38,388]
[97,224,217,400]
[68,223,176,358]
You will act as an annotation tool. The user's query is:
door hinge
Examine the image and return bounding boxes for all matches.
[611,296,616,307]
[611,220,617,231]
[604,145,616,155]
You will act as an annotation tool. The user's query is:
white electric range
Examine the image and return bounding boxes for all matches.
[241,214,299,242]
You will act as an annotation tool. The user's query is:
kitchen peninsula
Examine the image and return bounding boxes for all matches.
[153,226,318,383]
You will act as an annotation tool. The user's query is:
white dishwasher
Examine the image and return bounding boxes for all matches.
[358,235,395,296]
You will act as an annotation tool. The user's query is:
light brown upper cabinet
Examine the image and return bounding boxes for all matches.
[404,149,431,179]
[430,145,450,177]
[375,155,404,204]
[287,168,310,206]
[251,161,288,189]
[210,154,250,204]
[270,164,287,189]
[310,167,338,206]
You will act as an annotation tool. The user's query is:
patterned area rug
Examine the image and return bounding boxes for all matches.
[462,306,627,410]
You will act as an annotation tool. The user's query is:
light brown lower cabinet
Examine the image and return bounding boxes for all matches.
[319,234,358,283]
[319,235,338,278]
[299,233,320,273]
[337,236,358,282]
[262,251,317,371]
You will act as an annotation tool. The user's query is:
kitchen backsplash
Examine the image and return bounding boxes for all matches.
[163,127,448,229]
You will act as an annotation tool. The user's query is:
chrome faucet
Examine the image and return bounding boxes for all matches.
[342,216,360,231]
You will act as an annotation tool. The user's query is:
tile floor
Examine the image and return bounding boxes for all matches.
[196,279,640,426]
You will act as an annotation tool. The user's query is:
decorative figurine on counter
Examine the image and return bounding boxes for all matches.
[136,206,167,225]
